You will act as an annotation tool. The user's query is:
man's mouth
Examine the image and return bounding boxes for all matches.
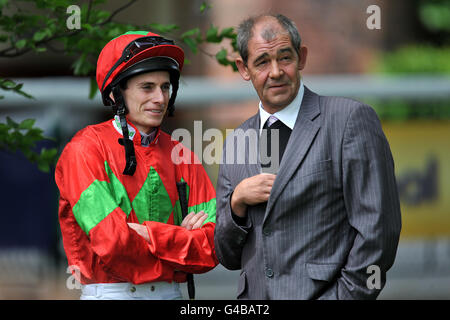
[145,109,163,114]
[268,83,287,89]
[268,81,288,87]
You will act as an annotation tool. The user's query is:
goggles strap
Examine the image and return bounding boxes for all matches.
[101,36,174,94]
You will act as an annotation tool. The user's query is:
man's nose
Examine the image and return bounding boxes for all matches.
[152,86,165,104]
[269,61,283,79]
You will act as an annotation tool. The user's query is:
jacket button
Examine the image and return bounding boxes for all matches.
[263,227,271,236]
[130,286,136,292]
[150,285,155,292]
[265,268,274,278]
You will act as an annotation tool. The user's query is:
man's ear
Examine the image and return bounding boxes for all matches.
[235,57,251,81]
[297,46,308,71]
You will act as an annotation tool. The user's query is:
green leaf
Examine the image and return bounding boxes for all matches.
[35,47,47,53]
[95,10,111,24]
[206,26,221,43]
[19,119,36,130]
[17,89,34,99]
[0,78,15,89]
[183,37,198,54]
[33,29,50,42]
[0,79,34,99]
[0,0,9,9]
[37,160,50,173]
[81,23,93,32]
[25,127,44,140]
[181,28,201,54]
[72,53,94,76]
[36,147,58,172]
[181,28,200,39]
[220,27,235,38]
[215,48,229,65]
[419,3,450,32]
[200,1,211,13]
[148,23,179,33]
[215,48,237,71]
[6,116,18,129]
[230,37,238,51]
[41,147,58,162]
[15,39,27,49]
[89,77,98,99]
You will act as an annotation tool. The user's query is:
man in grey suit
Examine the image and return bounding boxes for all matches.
[214,13,402,299]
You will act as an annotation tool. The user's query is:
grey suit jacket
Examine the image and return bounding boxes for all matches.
[214,87,402,300]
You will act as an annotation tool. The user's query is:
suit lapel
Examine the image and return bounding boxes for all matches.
[264,87,321,220]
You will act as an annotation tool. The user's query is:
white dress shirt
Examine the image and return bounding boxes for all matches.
[259,81,305,134]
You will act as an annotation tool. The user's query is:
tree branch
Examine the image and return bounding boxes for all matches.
[98,0,139,26]
[86,0,93,23]
[0,0,139,58]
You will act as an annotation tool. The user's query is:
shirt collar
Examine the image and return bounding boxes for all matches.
[113,115,136,140]
[140,129,157,147]
[259,80,304,132]
[112,115,160,146]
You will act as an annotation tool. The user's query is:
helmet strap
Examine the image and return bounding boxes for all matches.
[167,73,179,117]
[111,85,137,176]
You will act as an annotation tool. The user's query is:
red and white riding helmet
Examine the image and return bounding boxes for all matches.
[96,31,185,114]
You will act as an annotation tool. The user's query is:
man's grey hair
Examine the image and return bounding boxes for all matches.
[236,13,302,65]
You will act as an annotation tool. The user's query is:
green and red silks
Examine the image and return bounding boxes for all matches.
[55,118,218,285]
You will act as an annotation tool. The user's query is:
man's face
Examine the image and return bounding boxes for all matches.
[122,71,171,134]
[236,19,307,113]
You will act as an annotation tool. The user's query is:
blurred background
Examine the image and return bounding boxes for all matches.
[0,0,449,299]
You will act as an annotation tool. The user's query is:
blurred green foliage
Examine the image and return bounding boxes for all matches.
[365,98,450,122]
[419,0,450,32]
[376,46,450,74]
[373,0,450,121]
[376,0,450,74]
[0,117,57,172]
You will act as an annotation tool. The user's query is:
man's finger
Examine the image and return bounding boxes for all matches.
[180,212,195,228]
[259,173,276,179]
[127,223,150,243]
[185,211,206,230]
[192,214,208,230]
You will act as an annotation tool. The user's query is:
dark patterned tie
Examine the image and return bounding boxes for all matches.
[260,116,292,173]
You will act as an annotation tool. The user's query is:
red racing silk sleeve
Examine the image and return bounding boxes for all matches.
[55,127,178,284]
[144,142,218,273]
[144,221,217,274]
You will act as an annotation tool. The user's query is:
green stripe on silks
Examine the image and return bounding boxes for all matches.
[111,31,149,40]
[132,166,175,224]
[188,198,216,225]
[73,162,132,235]
[173,200,182,226]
